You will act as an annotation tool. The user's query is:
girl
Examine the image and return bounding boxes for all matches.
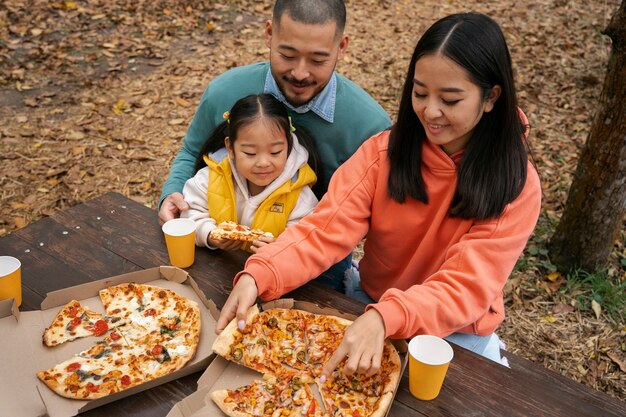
[216,12,542,377]
[181,94,321,253]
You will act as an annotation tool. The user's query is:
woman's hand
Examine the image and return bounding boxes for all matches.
[215,274,259,334]
[250,235,276,253]
[321,309,386,381]
[208,233,244,251]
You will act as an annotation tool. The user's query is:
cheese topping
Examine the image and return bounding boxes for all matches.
[167,345,189,356]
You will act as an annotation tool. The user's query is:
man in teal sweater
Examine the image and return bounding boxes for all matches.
[159,0,390,291]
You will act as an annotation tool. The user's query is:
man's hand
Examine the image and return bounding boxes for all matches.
[320,309,386,382]
[250,235,275,253]
[158,192,189,225]
[215,274,259,334]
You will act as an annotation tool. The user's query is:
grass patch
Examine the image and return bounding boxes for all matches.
[558,269,626,324]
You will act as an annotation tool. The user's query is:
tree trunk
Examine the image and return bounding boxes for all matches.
[548,0,626,272]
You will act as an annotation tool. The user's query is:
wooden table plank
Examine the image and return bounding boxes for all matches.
[50,192,171,268]
[0,232,96,309]
[14,215,141,281]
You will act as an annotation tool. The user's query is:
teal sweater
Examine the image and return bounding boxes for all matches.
[160,62,391,205]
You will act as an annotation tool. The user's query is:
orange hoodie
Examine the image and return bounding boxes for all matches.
[239,129,541,339]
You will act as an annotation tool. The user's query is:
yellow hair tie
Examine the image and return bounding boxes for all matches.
[288,116,296,132]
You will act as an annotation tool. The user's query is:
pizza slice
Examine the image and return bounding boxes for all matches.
[42,299,124,347]
[241,308,312,374]
[37,333,145,399]
[316,342,401,417]
[305,314,351,377]
[99,283,201,342]
[211,221,274,242]
[213,304,282,375]
[211,372,325,417]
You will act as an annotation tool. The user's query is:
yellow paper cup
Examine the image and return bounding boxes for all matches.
[162,218,196,268]
[408,335,454,400]
[0,256,22,307]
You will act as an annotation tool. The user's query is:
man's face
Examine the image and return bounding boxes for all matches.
[266,14,348,107]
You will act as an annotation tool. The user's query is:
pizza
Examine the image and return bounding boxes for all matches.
[212,306,401,417]
[211,221,274,242]
[42,299,124,347]
[36,283,201,400]
[210,371,325,417]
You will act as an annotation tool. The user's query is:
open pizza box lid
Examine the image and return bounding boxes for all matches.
[166,298,408,417]
[0,266,219,417]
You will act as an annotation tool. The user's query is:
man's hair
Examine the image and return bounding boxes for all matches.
[273,0,346,36]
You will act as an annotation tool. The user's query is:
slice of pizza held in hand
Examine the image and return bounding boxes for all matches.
[211,221,274,242]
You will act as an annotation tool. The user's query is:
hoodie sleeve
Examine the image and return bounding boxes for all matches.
[181,167,218,248]
[235,134,386,299]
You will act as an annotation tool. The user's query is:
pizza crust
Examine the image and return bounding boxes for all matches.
[212,304,259,356]
[210,389,252,417]
[370,391,394,417]
[383,341,402,394]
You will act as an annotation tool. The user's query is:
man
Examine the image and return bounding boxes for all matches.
[159,0,391,290]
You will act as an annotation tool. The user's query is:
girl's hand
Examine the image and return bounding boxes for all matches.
[215,274,258,334]
[208,233,244,251]
[321,309,386,380]
[250,235,276,253]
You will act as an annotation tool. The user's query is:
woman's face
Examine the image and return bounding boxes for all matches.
[411,54,500,155]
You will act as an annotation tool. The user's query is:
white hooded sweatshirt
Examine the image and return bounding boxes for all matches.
[181,133,318,248]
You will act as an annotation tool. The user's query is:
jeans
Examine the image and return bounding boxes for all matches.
[343,263,507,366]
[314,253,352,293]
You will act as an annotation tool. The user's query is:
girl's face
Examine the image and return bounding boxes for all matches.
[226,118,289,196]
[411,54,500,155]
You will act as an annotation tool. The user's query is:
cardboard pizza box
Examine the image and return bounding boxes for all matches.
[166,298,409,417]
[0,266,219,417]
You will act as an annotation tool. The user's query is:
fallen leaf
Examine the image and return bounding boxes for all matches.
[67,130,85,140]
[23,97,38,107]
[553,302,575,314]
[606,352,626,372]
[175,98,191,107]
[546,272,561,282]
[540,316,558,323]
[591,299,602,319]
[13,217,28,228]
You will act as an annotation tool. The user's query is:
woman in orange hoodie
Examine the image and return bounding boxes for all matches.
[216,12,541,379]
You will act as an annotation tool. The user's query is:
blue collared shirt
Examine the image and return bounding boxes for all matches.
[264,70,337,123]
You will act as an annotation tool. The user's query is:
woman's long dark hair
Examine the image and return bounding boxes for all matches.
[194,94,322,195]
[388,12,529,220]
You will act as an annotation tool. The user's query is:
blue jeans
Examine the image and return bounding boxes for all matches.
[314,253,352,293]
[343,263,506,365]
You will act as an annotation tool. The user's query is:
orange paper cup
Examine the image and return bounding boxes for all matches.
[408,335,454,400]
[0,256,22,307]
[162,218,197,268]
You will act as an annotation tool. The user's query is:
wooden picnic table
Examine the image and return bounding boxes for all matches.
[1,192,624,417]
